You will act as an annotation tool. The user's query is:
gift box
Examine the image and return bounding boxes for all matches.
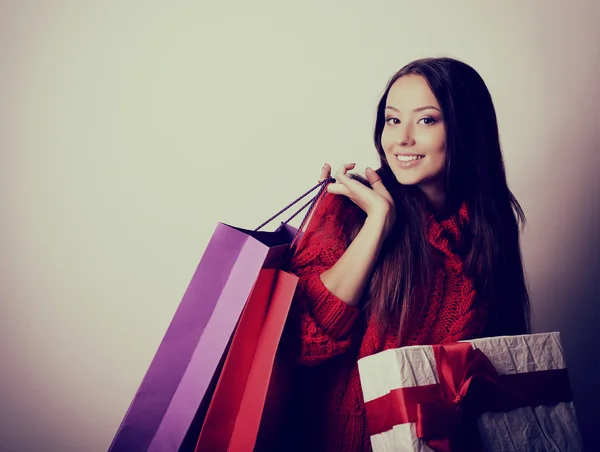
[357,332,583,451]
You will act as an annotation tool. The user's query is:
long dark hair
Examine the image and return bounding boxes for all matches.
[346,57,531,340]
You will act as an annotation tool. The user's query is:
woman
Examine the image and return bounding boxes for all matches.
[279,57,531,451]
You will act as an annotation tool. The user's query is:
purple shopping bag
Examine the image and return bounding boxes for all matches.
[108,179,331,452]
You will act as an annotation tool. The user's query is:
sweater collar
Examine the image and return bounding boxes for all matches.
[425,201,470,256]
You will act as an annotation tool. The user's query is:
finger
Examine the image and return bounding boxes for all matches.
[319,163,331,182]
[365,167,383,187]
[336,164,371,191]
[365,167,393,200]
[326,182,350,197]
[334,163,356,182]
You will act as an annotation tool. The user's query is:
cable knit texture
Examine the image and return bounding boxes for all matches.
[279,192,487,452]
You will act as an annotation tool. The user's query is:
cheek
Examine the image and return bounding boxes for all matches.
[431,148,446,165]
[437,153,446,170]
[380,131,394,155]
[427,134,446,162]
[430,151,446,177]
[380,131,390,149]
[421,131,445,149]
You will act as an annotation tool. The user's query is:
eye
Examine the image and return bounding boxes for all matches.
[419,117,437,125]
[385,117,399,125]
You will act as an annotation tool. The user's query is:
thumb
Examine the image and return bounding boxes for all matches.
[365,167,392,199]
[365,167,383,188]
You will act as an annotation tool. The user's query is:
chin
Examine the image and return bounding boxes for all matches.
[390,170,424,186]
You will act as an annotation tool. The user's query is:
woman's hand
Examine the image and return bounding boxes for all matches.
[320,163,396,238]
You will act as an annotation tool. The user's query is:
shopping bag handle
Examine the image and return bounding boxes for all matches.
[254,177,334,233]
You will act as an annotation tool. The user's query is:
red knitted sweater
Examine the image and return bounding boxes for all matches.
[279,191,488,452]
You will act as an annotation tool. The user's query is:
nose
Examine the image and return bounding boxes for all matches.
[394,124,415,146]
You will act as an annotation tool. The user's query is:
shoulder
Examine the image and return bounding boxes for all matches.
[290,191,363,270]
[311,190,356,224]
[311,173,370,230]
[301,191,362,244]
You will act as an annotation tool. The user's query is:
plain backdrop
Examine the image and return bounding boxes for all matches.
[1,1,599,450]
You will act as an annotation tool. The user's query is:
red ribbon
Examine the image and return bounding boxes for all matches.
[365,342,573,452]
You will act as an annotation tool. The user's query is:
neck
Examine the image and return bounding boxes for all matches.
[419,185,447,216]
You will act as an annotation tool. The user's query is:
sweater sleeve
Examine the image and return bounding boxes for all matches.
[282,191,361,366]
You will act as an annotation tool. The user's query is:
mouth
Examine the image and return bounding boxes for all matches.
[392,154,425,169]
[394,154,425,162]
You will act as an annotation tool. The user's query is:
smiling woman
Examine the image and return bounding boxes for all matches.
[278,57,531,451]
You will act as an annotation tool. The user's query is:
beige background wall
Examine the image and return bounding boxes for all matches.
[1,1,598,450]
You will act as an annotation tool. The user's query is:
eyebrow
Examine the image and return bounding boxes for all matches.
[385,105,441,113]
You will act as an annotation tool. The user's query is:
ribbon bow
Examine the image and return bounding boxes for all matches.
[365,342,573,452]
[416,343,501,451]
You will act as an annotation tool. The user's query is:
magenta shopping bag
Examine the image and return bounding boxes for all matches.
[108,179,330,452]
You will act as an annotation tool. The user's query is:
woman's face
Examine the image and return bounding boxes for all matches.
[380,75,446,201]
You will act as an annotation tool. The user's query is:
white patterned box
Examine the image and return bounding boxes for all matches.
[357,332,583,451]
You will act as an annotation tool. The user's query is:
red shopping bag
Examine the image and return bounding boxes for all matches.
[194,269,298,451]
[194,180,331,452]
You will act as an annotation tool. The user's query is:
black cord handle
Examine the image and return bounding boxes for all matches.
[254,177,334,232]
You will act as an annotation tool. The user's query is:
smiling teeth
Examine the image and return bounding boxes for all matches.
[397,155,424,161]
